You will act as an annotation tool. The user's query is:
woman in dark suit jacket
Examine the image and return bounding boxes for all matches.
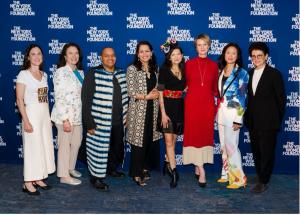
[245,42,286,194]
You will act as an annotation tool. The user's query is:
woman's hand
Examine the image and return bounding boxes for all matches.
[161,113,170,128]
[24,120,33,133]
[88,129,95,135]
[63,120,72,132]
[232,123,241,131]
[147,89,159,100]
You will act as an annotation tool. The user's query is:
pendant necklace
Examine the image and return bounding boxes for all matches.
[196,57,207,86]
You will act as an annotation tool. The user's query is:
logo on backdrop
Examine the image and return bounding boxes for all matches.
[249,27,277,42]
[10,1,35,16]
[16,123,22,136]
[248,56,275,69]
[0,136,7,147]
[214,142,221,155]
[11,26,36,41]
[126,142,131,153]
[12,51,24,66]
[286,92,300,108]
[49,64,57,79]
[87,27,113,42]
[0,117,4,124]
[167,26,194,41]
[244,131,250,144]
[48,91,54,104]
[126,40,138,55]
[87,52,102,67]
[242,153,255,167]
[282,142,300,156]
[167,0,195,15]
[87,0,113,16]
[284,117,300,132]
[48,14,74,29]
[250,0,278,16]
[290,40,300,56]
[208,13,236,29]
[184,56,189,62]
[292,14,300,30]
[175,154,183,165]
[126,13,154,29]
[208,40,227,55]
[176,135,183,142]
[18,144,23,158]
[48,40,66,54]
[288,66,300,82]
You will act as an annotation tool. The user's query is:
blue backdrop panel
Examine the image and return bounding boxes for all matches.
[0,0,299,174]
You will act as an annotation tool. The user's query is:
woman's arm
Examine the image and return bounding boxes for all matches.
[16,83,33,133]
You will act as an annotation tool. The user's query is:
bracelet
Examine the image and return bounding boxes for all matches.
[144,95,147,100]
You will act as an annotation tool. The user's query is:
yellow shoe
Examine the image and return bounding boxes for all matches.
[226,183,246,189]
[217,178,228,183]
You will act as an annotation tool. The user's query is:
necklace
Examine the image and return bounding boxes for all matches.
[171,67,181,80]
[196,58,207,86]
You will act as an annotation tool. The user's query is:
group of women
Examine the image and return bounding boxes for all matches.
[16,33,255,195]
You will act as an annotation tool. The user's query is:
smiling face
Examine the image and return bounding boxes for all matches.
[28,47,43,68]
[225,46,238,65]
[64,46,79,67]
[101,47,116,71]
[195,39,209,57]
[138,44,152,64]
[169,48,183,65]
[251,49,268,69]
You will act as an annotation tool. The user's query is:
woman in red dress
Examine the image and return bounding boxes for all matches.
[183,34,218,187]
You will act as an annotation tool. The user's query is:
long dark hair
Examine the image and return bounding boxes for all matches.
[57,42,84,70]
[132,41,158,73]
[161,47,185,77]
[218,42,243,71]
[21,44,44,70]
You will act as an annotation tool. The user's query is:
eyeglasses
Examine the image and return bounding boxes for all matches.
[251,54,264,60]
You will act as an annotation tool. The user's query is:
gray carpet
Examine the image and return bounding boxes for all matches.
[0,164,298,213]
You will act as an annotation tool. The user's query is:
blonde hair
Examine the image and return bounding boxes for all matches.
[194,34,211,47]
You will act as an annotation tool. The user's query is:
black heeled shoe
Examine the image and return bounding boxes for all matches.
[195,174,200,180]
[170,168,179,188]
[198,181,207,188]
[132,177,146,187]
[33,182,52,190]
[163,161,172,177]
[143,170,151,180]
[22,184,40,196]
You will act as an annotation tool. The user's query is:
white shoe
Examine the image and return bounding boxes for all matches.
[69,169,82,178]
[60,177,82,185]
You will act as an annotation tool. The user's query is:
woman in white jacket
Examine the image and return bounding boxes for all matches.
[216,43,249,189]
[51,43,84,185]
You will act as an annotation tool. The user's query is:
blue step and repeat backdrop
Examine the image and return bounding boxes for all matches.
[0,0,299,174]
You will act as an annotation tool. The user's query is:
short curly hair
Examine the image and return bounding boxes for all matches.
[248,42,269,56]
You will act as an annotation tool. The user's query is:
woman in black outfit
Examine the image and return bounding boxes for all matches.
[157,40,186,188]
[126,41,161,186]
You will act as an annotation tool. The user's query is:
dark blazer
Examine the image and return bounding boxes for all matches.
[244,64,286,130]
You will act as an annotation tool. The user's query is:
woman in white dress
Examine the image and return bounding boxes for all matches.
[16,44,55,195]
[51,43,84,185]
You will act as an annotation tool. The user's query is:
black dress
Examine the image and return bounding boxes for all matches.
[129,72,157,178]
[157,67,186,135]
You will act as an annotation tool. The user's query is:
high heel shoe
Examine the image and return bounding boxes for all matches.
[162,161,172,177]
[22,184,40,196]
[132,177,146,187]
[170,168,179,188]
[198,181,207,188]
[143,170,151,181]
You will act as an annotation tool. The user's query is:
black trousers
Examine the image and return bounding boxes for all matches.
[129,100,154,178]
[249,129,278,184]
[107,123,125,173]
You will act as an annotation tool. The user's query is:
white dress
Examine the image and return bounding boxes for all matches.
[16,70,55,181]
